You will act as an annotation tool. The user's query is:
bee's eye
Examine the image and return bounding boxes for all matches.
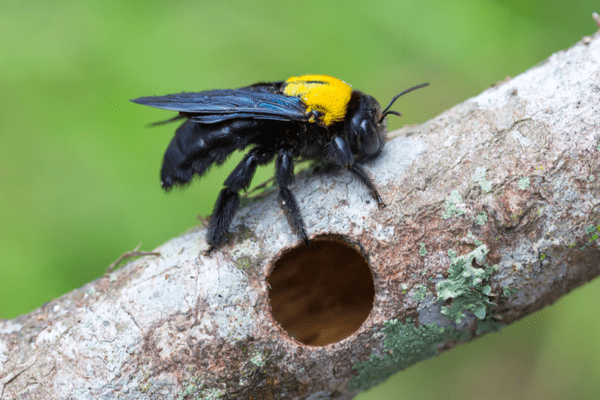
[359,119,380,156]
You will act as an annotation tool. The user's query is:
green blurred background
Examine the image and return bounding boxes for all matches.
[1,0,599,398]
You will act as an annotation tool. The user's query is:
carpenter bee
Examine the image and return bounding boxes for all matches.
[131,75,428,254]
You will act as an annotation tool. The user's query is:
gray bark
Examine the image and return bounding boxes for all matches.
[1,33,600,400]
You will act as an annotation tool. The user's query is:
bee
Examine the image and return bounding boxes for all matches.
[131,75,428,254]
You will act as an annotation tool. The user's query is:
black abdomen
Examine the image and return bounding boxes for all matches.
[160,119,280,190]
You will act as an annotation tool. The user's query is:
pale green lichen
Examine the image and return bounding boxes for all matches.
[502,286,518,298]
[472,167,492,192]
[178,381,224,400]
[200,388,225,399]
[475,212,487,226]
[234,255,253,271]
[467,231,483,246]
[250,352,265,367]
[348,320,470,391]
[178,376,203,400]
[419,243,428,257]
[442,190,465,219]
[518,177,530,190]
[180,384,198,399]
[436,245,498,323]
[412,285,428,302]
[581,224,600,249]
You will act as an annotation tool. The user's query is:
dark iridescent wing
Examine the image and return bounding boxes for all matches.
[131,88,309,124]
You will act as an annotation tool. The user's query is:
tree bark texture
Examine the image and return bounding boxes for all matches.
[1,34,600,400]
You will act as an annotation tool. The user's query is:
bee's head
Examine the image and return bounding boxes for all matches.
[346,83,429,159]
[345,92,385,159]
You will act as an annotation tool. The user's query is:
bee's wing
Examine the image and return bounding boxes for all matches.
[131,88,309,124]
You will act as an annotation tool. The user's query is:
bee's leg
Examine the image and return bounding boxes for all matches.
[325,137,354,168]
[205,189,240,256]
[205,147,275,255]
[349,164,385,207]
[276,149,309,245]
[326,137,384,207]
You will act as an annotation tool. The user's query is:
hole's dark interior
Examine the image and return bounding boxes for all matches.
[267,238,375,346]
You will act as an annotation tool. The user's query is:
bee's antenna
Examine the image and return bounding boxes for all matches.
[380,82,429,122]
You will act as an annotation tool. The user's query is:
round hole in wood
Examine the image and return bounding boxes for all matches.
[267,237,375,346]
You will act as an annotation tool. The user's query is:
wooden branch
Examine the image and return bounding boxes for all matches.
[1,33,600,400]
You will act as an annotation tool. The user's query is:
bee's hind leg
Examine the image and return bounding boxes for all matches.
[205,147,275,255]
[275,149,309,246]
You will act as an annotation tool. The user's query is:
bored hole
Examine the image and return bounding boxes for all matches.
[267,237,375,346]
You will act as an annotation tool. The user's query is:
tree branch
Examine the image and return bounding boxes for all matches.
[1,33,600,399]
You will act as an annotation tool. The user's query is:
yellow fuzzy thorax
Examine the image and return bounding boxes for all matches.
[283,75,352,126]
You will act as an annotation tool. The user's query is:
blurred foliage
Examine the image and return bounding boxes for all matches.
[1,0,599,398]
